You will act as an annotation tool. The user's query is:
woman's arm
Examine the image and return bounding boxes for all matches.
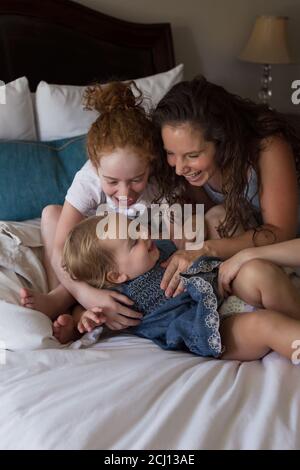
[51,201,142,328]
[218,238,300,296]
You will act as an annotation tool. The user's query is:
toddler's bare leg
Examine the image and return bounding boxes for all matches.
[53,305,103,344]
[53,304,84,344]
[231,259,300,320]
[221,309,300,362]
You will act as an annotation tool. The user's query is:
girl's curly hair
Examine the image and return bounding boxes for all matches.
[83,80,157,167]
[152,75,300,237]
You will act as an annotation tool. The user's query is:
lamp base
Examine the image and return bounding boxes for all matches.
[258,64,272,105]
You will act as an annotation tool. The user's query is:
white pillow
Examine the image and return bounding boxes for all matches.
[35,64,184,141]
[133,64,184,112]
[0,77,37,141]
[0,301,60,351]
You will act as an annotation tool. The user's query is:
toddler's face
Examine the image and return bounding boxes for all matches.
[99,214,160,281]
[116,235,160,280]
[98,147,151,207]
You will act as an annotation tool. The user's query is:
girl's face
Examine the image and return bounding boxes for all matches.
[161,123,220,187]
[98,147,150,207]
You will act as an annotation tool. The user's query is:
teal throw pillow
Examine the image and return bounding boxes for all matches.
[0,135,87,221]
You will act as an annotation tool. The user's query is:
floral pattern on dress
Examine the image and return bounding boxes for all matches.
[180,256,222,354]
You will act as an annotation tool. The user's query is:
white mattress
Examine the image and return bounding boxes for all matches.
[0,219,299,450]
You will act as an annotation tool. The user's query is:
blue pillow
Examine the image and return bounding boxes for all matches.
[0,135,87,221]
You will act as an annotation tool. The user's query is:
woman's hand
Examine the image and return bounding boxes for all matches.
[83,288,143,330]
[160,249,202,297]
[218,249,252,298]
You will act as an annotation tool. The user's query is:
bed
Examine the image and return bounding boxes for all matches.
[0,0,300,451]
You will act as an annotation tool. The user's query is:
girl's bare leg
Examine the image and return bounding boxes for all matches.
[41,204,62,291]
[20,285,75,320]
[205,205,225,240]
[205,204,244,239]
[231,259,300,320]
[221,309,300,362]
[20,205,75,319]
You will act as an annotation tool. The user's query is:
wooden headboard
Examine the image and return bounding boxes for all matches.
[0,0,175,91]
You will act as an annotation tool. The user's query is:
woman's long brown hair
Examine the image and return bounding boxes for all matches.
[152,76,300,237]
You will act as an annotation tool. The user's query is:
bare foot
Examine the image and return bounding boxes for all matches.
[20,287,59,319]
[53,314,81,344]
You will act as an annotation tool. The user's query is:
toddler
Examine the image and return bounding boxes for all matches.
[57,214,300,362]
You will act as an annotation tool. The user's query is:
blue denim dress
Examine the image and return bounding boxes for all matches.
[118,240,223,358]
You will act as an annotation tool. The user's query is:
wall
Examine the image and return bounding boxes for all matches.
[74,0,300,114]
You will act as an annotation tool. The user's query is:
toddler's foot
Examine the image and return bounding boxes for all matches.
[53,314,81,344]
[20,287,58,319]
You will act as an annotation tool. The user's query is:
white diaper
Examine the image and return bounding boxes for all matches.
[219,295,256,319]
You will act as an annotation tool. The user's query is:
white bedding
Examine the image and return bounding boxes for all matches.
[0,220,299,450]
[1,338,299,450]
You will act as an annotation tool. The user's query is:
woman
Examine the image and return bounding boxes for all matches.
[152,76,300,297]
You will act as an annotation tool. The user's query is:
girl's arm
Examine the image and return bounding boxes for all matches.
[235,239,300,269]
[161,136,299,296]
[51,201,142,328]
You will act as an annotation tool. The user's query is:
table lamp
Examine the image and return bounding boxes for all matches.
[239,15,292,105]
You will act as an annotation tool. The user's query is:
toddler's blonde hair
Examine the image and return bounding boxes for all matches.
[62,216,115,289]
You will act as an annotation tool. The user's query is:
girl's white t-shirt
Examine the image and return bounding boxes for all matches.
[65,160,159,217]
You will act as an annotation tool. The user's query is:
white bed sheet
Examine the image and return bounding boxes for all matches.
[0,219,299,450]
[1,336,299,450]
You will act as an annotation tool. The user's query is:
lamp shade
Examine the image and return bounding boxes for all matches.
[239,15,292,64]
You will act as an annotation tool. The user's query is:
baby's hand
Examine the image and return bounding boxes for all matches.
[78,307,106,334]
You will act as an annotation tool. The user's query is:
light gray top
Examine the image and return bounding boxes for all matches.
[203,169,300,236]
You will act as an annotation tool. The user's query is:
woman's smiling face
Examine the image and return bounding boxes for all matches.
[161,123,220,187]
